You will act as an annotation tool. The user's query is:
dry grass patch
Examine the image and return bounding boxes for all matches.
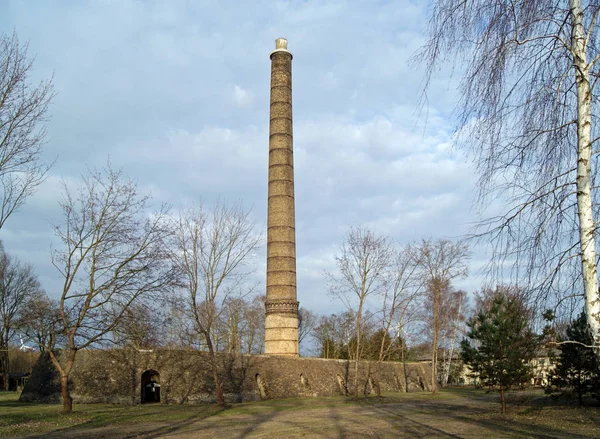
[1,388,600,438]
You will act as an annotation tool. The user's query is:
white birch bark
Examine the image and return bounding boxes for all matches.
[571,0,600,351]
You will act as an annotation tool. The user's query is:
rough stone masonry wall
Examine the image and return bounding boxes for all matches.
[20,350,433,404]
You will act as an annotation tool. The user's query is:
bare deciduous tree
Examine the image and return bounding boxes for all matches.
[112,301,164,350]
[326,227,392,398]
[214,295,266,355]
[242,295,265,355]
[439,288,467,386]
[414,239,469,393]
[19,292,62,353]
[162,294,197,349]
[0,242,42,390]
[49,164,174,413]
[219,297,245,354]
[422,0,600,354]
[377,245,422,363]
[172,202,261,407]
[0,32,54,229]
[312,311,355,359]
[298,307,317,354]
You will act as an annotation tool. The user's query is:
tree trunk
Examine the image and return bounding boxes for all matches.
[48,348,76,414]
[500,388,506,414]
[205,332,225,407]
[431,336,437,394]
[431,292,439,394]
[0,340,9,391]
[60,372,73,413]
[443,300,461,386]
[354,300,364,399]
[571,0,600,357]
[577,373,583,406]
[354,337,360,398]
[402,342,408,393]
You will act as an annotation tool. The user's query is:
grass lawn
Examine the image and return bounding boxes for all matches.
[1,388,599,438]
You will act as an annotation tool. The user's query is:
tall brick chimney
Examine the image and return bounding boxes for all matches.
[264,38,299,356]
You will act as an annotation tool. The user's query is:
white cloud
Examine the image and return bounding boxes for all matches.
[0,0,487,316]
[227,84,254,107]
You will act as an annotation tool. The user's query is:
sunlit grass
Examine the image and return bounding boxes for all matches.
[0,391,223,437]
[0,387,593,438]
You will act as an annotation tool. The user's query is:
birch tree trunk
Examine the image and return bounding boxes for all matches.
[431,304,439,394]
[422,0,600,359]
[354,299,364,398]
[571,0,600,352]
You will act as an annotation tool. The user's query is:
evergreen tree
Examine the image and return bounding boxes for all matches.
[552,312,600,405]
[461,292,538,413]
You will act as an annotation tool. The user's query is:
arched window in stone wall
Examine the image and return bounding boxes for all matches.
[394,375,404,392]
[336,374,347,396]
[141,369,161,403]
[255,374,269,400]
[365,376,377,396]
[300,373,310,390]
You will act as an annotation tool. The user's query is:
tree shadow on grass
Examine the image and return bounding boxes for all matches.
[19,406,226,439]
[179,404,355,439]
[234,410,280,438]
[370,399,598,439]
[11,393,600,439]
[368,404,465,439]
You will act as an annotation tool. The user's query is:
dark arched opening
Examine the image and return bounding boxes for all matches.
[141,369,160,403]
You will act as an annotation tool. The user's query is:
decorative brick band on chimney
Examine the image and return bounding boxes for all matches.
[264,38,299,357]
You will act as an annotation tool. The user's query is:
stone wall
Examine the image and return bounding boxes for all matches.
[20,349,433,404]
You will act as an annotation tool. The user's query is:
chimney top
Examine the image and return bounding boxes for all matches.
[271,38,292,59]
[276,38,288,50]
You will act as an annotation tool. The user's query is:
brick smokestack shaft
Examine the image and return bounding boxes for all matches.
[264,38,299,356]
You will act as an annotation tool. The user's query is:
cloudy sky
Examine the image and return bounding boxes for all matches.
[0,1,485,317]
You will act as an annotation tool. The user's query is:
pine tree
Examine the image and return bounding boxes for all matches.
[461,292,538,413]
[552,312,600,405]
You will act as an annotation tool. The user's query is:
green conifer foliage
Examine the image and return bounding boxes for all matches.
[461,292,538,413]
[552,312,599,405]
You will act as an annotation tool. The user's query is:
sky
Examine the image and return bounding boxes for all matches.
[0,0,487,320]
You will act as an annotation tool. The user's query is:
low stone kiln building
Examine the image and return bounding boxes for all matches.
[21,349,433,404]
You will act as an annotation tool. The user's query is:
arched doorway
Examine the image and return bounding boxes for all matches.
[141,370,160,403]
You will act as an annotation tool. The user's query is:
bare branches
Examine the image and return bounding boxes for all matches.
[298,307,317,350]
[422,1,600,341]
[548,339,600,348]
[52,166,174,349]
[377,245,422,363]
[171,201,261,407]
[48,163,175,412]
[414,239,470,283]
[0,32,54,229]
[413,238,470,393]
[326,227,391,306]
[326,227,392,397]
[0,241,42,390]
[19,293,62,353]
[172,202,260,336]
